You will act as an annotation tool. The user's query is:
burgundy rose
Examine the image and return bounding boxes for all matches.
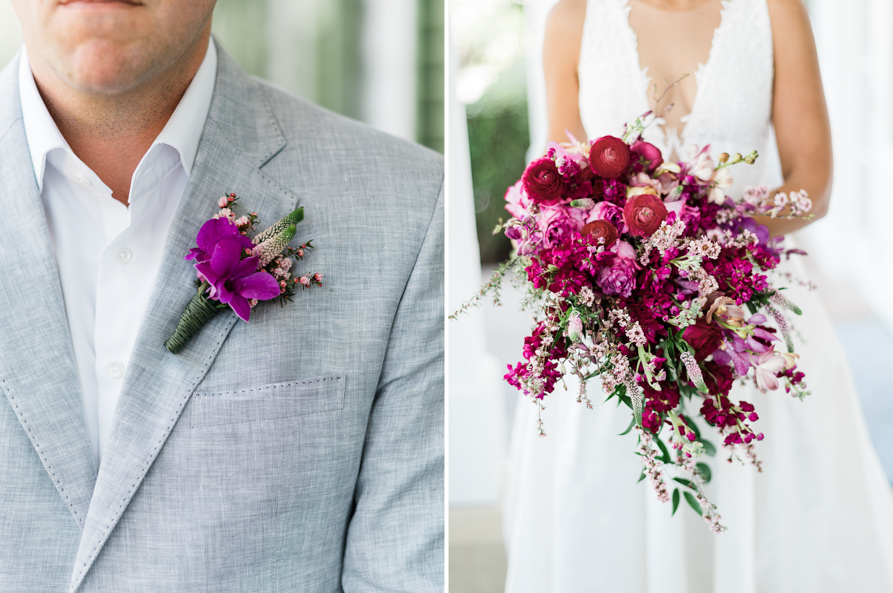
[522,157,565,206]
[682,321,724,361]
[588,135,630,179]
[631,140,663,172]
[623,193,668,236]
[581,220,617,246]
[596,257,638,298]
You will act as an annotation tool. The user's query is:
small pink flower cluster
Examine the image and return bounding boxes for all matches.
[493,118,814,530]
[636,426,670,503]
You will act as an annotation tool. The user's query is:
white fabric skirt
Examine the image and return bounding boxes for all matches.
[503,263,893,592]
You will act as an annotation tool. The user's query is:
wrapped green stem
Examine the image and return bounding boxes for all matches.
[165,288,222,354]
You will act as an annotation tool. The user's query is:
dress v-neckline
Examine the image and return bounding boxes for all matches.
[620,0,732,157]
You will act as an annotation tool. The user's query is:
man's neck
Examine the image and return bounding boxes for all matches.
[27,32,210,205]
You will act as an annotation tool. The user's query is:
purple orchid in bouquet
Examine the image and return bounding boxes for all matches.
[164,194,322,354]
[453,109,818,532]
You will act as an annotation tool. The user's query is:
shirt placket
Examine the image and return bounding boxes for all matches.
[92,187,135,460]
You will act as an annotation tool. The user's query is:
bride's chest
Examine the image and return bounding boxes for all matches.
[577,0,774,147]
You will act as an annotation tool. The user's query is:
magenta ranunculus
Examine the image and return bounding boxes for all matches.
[581,220,617,246]
[589,135,630,179]
[538,206,586,247]
[596,256,638,298]
[631,140,663,171]
[682,321,724,361]
[623,193,668,236]
[522,157,565,205]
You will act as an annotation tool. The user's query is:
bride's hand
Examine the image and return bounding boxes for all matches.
[764,0,832,237]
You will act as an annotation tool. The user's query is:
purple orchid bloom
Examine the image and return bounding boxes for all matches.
[188,217,281,322]
[751,350,787,392]
[735,217,771,245]
[713,335,752,376]
[185,216,253,263]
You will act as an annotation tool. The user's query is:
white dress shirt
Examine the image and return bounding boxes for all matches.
[19,41,217,469]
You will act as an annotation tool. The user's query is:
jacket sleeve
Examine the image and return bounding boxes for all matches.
[341,181,445,592]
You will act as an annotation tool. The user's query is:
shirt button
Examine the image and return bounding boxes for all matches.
[116,248,132,264]
[75,174,91,187]
[107,362,125,379]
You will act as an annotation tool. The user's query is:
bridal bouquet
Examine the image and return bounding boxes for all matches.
[459,115,813,532]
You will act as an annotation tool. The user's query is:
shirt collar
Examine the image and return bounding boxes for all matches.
[19,38,217,192]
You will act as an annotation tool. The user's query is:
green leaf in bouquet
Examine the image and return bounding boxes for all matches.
[618,393,633,410]
[684,492,703,516]
[672,477,694,489]
[671,489,680,516]
[688,417,702,440]
[655,436,672,464]
[637,469,646,484]
[666,363,679,382]
[702,439,717,457]
[678,383,697,399]
[619,416,636,436]
[696,462,712,484]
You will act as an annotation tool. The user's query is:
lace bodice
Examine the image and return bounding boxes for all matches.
[578,0,774,196]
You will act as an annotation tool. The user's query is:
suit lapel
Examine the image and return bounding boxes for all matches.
[69,48,298,592]
[0,56,97,529]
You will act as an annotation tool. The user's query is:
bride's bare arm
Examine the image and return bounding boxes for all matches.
[756,0,832,236]
[543,0,587,146]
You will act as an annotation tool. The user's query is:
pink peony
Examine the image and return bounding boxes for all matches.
[505,180,532,219]
[611,240,637,260]
[538,206,586,247]
[586,200,627,233]
[596,256,638,298]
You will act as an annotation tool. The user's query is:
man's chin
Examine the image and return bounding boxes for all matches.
[58,0,144,8]
[60,43,154,96]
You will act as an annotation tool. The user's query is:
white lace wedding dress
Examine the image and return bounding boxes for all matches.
[503,1,893,591]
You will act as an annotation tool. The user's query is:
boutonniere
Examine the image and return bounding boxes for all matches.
[165,194,322,353]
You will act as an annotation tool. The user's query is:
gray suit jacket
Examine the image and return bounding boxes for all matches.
[0,46,443,592]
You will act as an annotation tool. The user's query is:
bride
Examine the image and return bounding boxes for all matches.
[502,0,893,591]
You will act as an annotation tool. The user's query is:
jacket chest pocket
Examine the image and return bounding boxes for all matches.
[190,375,345,428]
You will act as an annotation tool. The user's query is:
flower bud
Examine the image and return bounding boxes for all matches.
[718,152,729,164]
[567,313,584,343]
[570,198,595,210]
